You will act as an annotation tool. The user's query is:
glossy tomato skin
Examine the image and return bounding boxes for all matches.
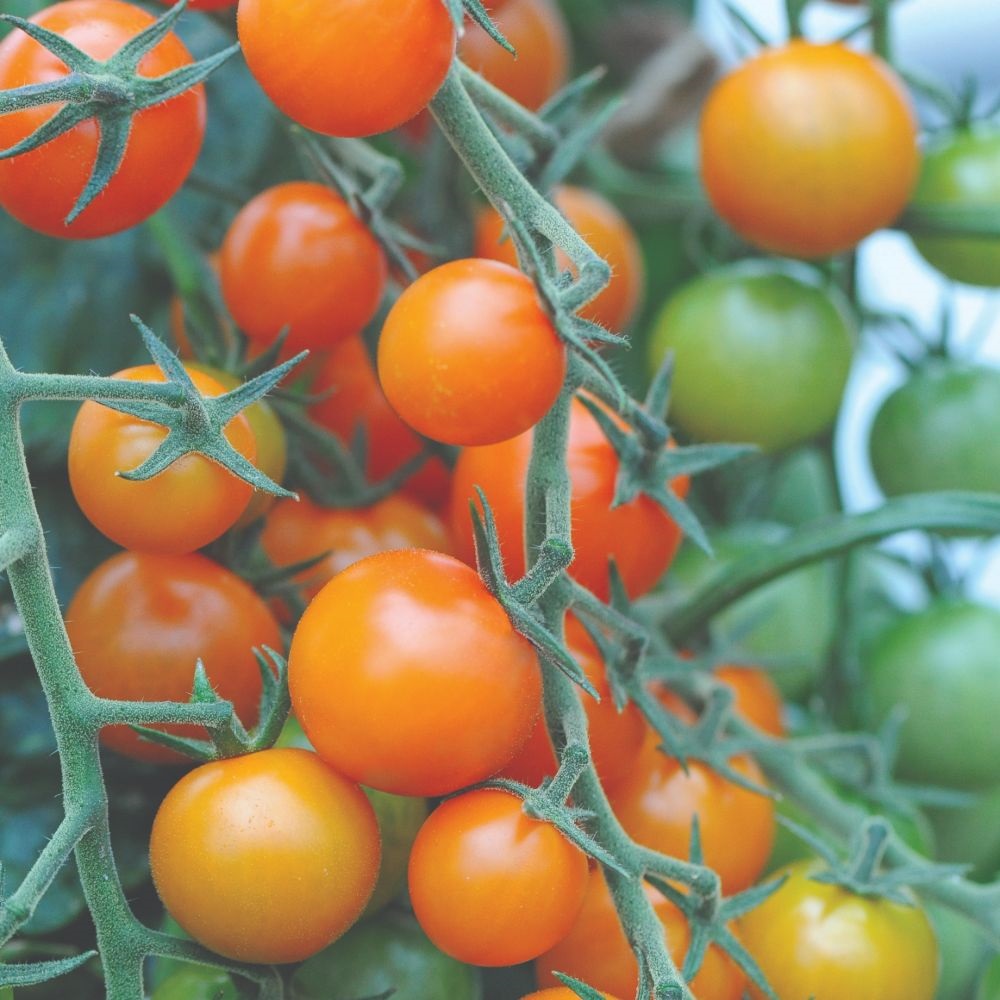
[289,549,542,796]
[68,365,255,554]
[378,259,566,447]
[700,41,919,258]
[408,789,588,966]
[475,186,645,332]
[151,967,237,1000]
[0,0,204,239]
[220,182,387,355]
[739,861,939,1000]
[157,0,235,8]
[535,869,745,999]
[716,665,784,737]
[65,551,281,762]
[450,398,689,600]
[649,265,855,452]
[150,748,380,964]
[238,0,455,137]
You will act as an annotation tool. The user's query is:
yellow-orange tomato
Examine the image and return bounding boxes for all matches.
[408,789,588,966]
[68,365,255,554]
[535,869,746,999]
[475,186,645,332]
[150,748,380,963]
[522,991,621,1000]
[716,665,784,738]
[460,0,570,110]
[700,41,919,258]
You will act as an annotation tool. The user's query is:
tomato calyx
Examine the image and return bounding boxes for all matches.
[0,0,236,224]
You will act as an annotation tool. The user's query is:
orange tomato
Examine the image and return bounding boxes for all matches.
[522,991,621,1000]
[716,665,784,738]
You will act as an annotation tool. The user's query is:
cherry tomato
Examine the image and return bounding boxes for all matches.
[408,789,588,966]
[289,548,542,796]
[219,182,387,355]
[150,748,380,964]
[68,365,255,554]
[238,0,455,137]
[157,0,235,8]
[738,860,939,1000]
[700,41,919,258]
[926,903,992,1000]
[151,967,237,1000]
[928,783,1000,881]
[522,990,620,1000]
[535,868,745,999]
[378,258,566,447]
[0,0,205,239]
[978,953,1000,1000]
[475,186,645,332]
[716,665,784,738]
[459,0,570,110]
[450,397,689,600]
[65,551,281,762]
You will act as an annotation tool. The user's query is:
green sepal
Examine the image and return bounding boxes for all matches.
[0,952,97,987]
[462,0,515,54]
[551,973,606,1000]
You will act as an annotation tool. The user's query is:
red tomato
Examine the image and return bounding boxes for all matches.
[449,397,689,599]
[0,0,205,239]
[716,665,784,738]
[65,551,281,763]
[288,548,542,796]
[408,789,588,966]
[158,0,235,7]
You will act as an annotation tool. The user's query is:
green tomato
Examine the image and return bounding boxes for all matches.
[290,910,482,1000]
[765,446,838,527]
[929,783,1000,881]
[151,966,237,1000]
[910,127,1000,286]
[867,601,1000,788]
[869,361,1000,497]
[927,902,991,1000]
[648,263,854,452]
[978,953,1000,1000]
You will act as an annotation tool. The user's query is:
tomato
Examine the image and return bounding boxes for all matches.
[609,733,774,895]
[910,126,1000,285]
[377,259,566,447]
[648,264,855,452]
[0,0,205,239]
[474,186,645,332]
[260,493,451,603]
[739,860,939,1000]
[68,365,255,554]
[219,182,387,356]
[289,548,542,795]
[978,954,1000,1000]
[715,666,784,738]
[926,903,992,1000]
[65,550,281,762]
[700,41,919,258]
[308,336,451,511]
[150,967,237,1000]
[928,783,1000,880]
[522,990,620,1000]
[157,0,235,8]
[450,398,689,600]
[408,789,588,966]
[237,0,454,137]
[150,748,379,964]
[869,361,1000,497]
[535,868,745,999]
[459,0,570,110]
[500,616,647,790]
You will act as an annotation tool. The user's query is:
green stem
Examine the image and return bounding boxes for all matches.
[871,0,891,60]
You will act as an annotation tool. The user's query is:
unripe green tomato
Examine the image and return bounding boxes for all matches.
[926,902,991,1000]
[151,966,238,1000]
[648,264,854,452]
[978,953,1000,1000]
[869,361,1000,497]
[929,783,1000,881]
[910,127,1000,286]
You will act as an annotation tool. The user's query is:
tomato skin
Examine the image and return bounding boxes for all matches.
[716,666,784,738]
[739,860,938,1000]
[522,990,620,1000]
[378,259,566,447]
[68,365,255,554]
[475,186,645,332]
[450,398,689,600]
[0,0,204,240]
[220,182,386,355]
[408,789,588,966]
[700,41,919,258]
[238,0,455,137]
[289,548,542,796]
[978,953,1000,1000]
[150,748,380,964]
[157,0,235,8]
[150,967,237,1000]
[928,783,1000,881]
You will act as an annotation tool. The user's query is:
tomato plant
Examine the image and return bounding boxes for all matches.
[978,953,1000,1000]
[522,990,620,1000]
[150,966,237,1000]
[715,665,784,738]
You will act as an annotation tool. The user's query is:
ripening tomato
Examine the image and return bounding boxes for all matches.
[716,666,784,738]
[450,397,689,599]
[535,869,745,999]
[408,789,588,966]
[157,0,235,7]
[68,365,255,554]
[150,748,380,964]
[523,991,619,1000]
[238,0,455,137]
[219,183,387,355]
[700,41,919,258]
[377,259,566,447]
[65,551,281,762]
[151,967,237,1000]
[459,0,570,110]
[474,186,645,332]
[0,0,205,239]
[739,861,939,1000]
[289,549,542,796]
